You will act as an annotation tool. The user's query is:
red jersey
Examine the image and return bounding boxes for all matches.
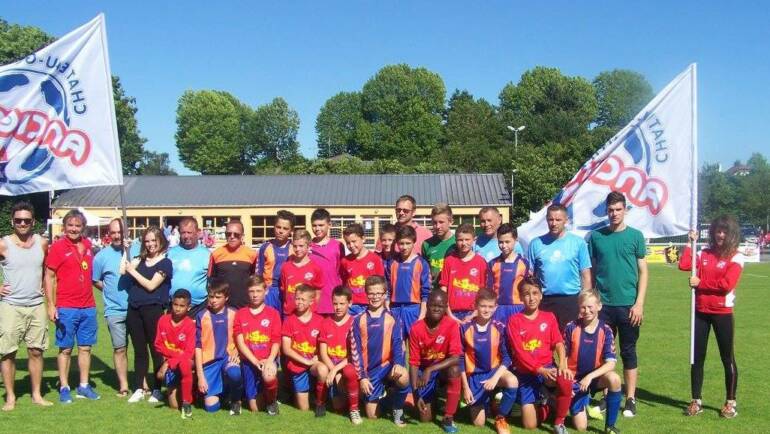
[340,250,385,305]
[408,316,463,369]
[45,236,95,308]
[279,259,324,315]
[506,310,562,374]
[233,305,282,360]
[439,252,488,312]
[319,315,353,365]
[281,312,323,374]
[679,247,744,314]
[154,314,196,368]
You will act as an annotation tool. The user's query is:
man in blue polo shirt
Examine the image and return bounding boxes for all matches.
[527,204,591,331]
[92,219,133,396]
[473,207,523,262]
[167,217,211,317]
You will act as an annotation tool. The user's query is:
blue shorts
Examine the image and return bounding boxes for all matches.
[55,307,97,349]
[165,367,180,387]
[349,304,367,317]
[391,303,420,338]
[291,370,311,393]
[493,304,524,324]
[467,370,497,406]
[266,286,281,313]
[202,359,240,398]
[365,363,404,403]
[570,378,601,415]
[454,310,474,322]
[242,361,276,399]
[414,368,442,402]
[515,371,548,405]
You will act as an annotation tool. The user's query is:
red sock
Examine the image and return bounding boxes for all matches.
[315,376,328,405]
[343,364,359,411]
[553,375,573,425]
[444,375,461,418]
[537,403,550,423]
[178,358,193,404]
[264,377,278,404]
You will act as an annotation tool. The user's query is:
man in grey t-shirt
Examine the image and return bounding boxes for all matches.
[0,201,52,410]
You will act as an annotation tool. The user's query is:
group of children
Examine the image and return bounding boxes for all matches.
[147,204,624,434]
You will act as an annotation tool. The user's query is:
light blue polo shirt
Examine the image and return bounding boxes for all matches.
[92,244,131,317]
[167,243,211,306]
[474,233,524,262]
[527,232,591,296]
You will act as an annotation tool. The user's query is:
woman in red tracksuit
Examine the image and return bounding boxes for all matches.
[679,215,743,419]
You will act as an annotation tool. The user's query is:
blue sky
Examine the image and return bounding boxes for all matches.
[4,1,769,175]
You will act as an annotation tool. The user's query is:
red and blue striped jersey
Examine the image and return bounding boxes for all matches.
[386,255,431,304]
[195,307,237,365]
[460,320,510,375]
[349,309,405,378]
[257,239,292,288]
[487,254,530,305]
[563,320,616,380]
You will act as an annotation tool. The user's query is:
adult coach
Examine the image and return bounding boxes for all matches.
[473,207,523,262]
[394,195,432,254]
[209,219,256,308]
[588,192,647,418]
[0,201,51,410]
[92,218,132,396]
[167,217,211,317]
[44,209,100,402]
[527,204,591,331]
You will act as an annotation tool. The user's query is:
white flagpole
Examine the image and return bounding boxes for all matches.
[689,63,698,366]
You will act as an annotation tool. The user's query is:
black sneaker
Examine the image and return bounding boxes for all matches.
[181,403,193,419]
[266,401,279,416]
[622,397,637,418]
[605,426,621,434]
[315,404,327,418]
[229,401,242,416]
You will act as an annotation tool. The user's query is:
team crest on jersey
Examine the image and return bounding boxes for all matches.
[311,329,320,337]
[178,333,187,341]
[260,319,270,327]
[469,268,478,277]
[436,335,445,344]
[366,261,375,270]
[304,272,314,280]
[717,261,726,269]
[540,323,548,332]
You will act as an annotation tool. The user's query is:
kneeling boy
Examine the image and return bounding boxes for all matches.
[155,289,196,418]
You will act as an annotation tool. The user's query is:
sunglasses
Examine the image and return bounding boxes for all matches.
[225,231,242,238]
[13,218,33,225]
[395,208,413,214]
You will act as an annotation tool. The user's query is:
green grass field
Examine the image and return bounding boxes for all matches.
[2,263,769,433]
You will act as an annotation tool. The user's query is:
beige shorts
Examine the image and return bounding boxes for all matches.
[0,302,49,356]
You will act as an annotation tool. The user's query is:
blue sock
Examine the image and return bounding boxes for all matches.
[204,401,221,412]
[225,365,243,401]
[499,387,518,416]
[606,390,622,428]
[393,385,409,410]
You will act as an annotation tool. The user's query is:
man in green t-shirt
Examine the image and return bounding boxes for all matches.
[587,191,648,419]
[421,203,456,287]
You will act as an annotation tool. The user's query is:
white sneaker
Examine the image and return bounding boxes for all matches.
[147,389,164,403]
[128,389,145,403]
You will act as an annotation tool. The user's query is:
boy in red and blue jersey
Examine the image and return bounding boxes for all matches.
[234,276,281,415]
[318,286,362,424]
[409,290,463,433]
[194,280,243,415]
[440,224,488,322]
[487,224,530,324]
[341,223,385,316]
[507,276,573,432]
[155,289,196,419]
[460,289,518,434]
[563,289,621,433]
[258,210,295,312]
[349,276,410,426]
[377,223,397,270]
[281,284,329,416]
[280,229,324,316]
[386,225,431,338]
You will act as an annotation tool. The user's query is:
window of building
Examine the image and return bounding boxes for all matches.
[127,216,161,239]
[203,216,239,241]
[329,216,357,240]
[250,215,306,246]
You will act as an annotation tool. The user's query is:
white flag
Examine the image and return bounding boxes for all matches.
[0,14,123,195]
[518,64,698,247]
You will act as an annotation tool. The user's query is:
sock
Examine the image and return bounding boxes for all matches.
[315,378,328,405]
[204,401,221,412]
[225,365,243,402]
[264,377,278,404]
[393,384,409,410]
[553,375,573,425]
[606,390,622,428]
[445,376,461,418]
[179,359,194,404]
[342,365,359,411]
[499,387,518,416]
[79,383,89,388]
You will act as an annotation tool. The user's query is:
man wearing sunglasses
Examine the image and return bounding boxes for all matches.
[0,201,51,410]
[391,195,432,255]
[208,220,257,308]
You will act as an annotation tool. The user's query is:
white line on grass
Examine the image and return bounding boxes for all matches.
[744,273,769,278]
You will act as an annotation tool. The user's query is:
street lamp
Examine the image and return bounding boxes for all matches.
[507,125,526,151]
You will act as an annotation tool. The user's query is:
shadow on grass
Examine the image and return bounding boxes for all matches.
[2,354,118,398]
[636,387,721,414]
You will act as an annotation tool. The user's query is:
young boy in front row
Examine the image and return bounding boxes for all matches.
[195,279,243,415]
[460,289,519,434]
[319,286,362,424]
[507,277,573,434]
[487,224,530,324]
[409,290,463,433]
[281,284,329,416]
[349,276,410,426]
[234,276,281,415]
[341,223,385,316]
[155,289,196,419]
[563,289,622,433]
[440,223,488,322]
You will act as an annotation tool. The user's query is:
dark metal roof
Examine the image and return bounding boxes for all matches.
[52,174,511,208]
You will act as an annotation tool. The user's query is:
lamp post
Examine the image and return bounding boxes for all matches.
[507,125,526,151]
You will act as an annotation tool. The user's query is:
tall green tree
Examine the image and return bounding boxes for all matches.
[0,19,53,64]
[698,164,738,223]
[136,151,177,176]
[315,92,364,158]
[441,90,507,172]
[593,69,654,129]
[737,153,770,227]
[252,97,300,165]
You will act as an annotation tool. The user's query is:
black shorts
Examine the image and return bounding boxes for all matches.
[540,294,579,332]
[599,305,639,370]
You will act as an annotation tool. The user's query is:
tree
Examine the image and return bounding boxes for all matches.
[175,90,252,174]
[252,97,300,165]
[136,151,177,176]
[315,92,364,158]
[698,164,738,222]
[358,64,445,164]
[441,90,507,172]
[593,69,654,129]
[0,19,53,64]
[737,153,770,227]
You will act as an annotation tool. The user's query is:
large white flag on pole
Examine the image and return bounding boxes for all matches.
[0,14,123,195]
[517,64,698,247]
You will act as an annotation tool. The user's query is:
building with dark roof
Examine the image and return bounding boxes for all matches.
[52,174,511,246]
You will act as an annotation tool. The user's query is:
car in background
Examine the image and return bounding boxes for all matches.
[741,226,760,243]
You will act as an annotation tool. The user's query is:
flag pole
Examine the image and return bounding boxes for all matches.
[119,184,129,256]
[689,63,698,366]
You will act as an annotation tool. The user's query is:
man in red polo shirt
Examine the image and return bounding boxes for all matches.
[394,195,432,254]
[44,209,100,403]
